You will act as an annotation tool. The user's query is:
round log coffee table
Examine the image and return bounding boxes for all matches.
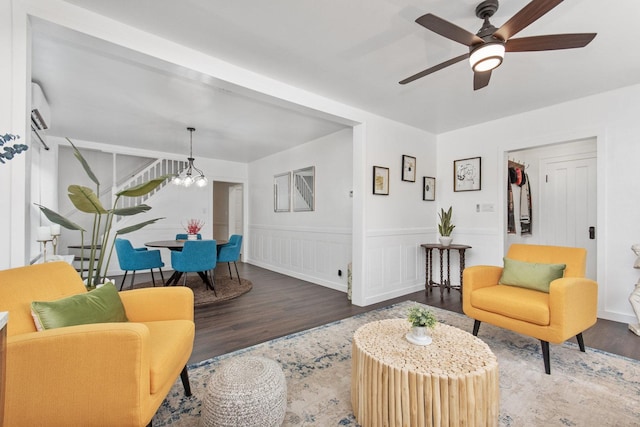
[351,319,499,427]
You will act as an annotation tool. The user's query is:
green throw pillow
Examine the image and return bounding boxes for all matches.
[499,257,566,293]
[31,283,128,331]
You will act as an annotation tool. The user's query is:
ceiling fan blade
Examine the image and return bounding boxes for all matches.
[506,33,596,52]
[494,0,564,41]
[473,71,492,91]
[399,53,469,85]
[416,14,483,47]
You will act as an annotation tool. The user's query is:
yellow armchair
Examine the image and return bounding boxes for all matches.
[463,244,598,374]
[0,262,195,427]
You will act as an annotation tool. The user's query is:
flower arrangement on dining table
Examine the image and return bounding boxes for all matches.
[184,218,205,235]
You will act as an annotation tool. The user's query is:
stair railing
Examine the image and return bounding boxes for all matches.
[113,158,186,220]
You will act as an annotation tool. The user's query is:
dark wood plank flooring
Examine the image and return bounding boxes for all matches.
[120,263,640,365]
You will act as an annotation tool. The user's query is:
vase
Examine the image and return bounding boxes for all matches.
[439,236,453,246]
[83,278,114,290]
[187,234,198,240]
[406,326,432,345]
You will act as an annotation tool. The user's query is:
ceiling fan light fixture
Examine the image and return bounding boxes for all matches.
[469,42,505,73]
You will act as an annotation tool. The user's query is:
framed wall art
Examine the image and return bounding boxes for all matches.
[402,155,416,182]
[422,176,435,201]
[373,166,389,195]
[454,156,481,192]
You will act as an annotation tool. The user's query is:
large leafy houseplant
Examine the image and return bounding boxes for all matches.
[37,139,171,287]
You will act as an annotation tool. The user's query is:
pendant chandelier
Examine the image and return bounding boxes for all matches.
[172,127,208,188]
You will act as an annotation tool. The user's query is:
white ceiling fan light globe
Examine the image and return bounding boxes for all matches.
[183,175,194,187]
[469,43,505,73]
[172,175,184,186]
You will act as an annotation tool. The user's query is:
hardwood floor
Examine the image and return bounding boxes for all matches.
[121,263,640,365]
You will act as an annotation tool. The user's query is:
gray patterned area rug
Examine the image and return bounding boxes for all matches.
[154,301,640,426]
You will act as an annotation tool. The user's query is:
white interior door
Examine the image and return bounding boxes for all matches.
[228,184,244,255]
[541,155,597,279]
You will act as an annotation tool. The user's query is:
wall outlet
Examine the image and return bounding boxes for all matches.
[338,269,342,277]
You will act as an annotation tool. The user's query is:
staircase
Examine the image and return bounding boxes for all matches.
[66,158,186,278]
[113,158,187,221]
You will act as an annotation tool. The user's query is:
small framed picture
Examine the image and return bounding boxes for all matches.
[422,176,435,201]
[454,156,481,192]
[373,166,390,195]
[402,155,416,182]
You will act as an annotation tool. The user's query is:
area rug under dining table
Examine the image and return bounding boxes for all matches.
[132,275,252,306]
[154,301,640,426]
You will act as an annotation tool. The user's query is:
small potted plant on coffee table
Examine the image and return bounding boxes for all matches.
[406,305,437,345]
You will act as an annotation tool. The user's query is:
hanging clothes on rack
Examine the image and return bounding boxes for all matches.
[520,171,532,235]
[507,167,516,234]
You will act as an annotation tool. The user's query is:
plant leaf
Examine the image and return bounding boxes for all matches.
[112,204,152,216]
[116,217,165,235]
[35,204,85,231]
[117,175,172,197]
[68,185,108,214]
[67,138,100,186]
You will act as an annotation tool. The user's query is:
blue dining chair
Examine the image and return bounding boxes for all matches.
[115,238,165,290]
[217,235,243,285]
[175,233,202,240]
[171,240,217,295]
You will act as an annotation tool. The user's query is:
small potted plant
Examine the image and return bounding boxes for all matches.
[438,206,455,246]
[407,305,437,345]
[184,219,205,239]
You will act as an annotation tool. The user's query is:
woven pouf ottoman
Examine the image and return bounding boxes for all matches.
[200,356,287,427]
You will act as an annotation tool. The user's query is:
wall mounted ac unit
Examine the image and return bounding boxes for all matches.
[31,82,50,150]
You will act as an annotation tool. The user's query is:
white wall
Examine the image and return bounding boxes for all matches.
[362,118,438,305]
[437,83,640,324]
[248,128,353,291]
[1,1,30,269]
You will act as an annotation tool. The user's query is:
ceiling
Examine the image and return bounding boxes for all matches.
[32,0,640,162]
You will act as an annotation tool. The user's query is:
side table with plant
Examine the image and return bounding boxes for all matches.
[406,305,437,345]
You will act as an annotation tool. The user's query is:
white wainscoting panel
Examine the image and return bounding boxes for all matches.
[364,228,434,306]
[248,225,351,292]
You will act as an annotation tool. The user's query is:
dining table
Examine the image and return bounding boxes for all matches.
[145,239,228,288]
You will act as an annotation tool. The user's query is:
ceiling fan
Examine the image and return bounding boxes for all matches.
[399,0,596,90]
